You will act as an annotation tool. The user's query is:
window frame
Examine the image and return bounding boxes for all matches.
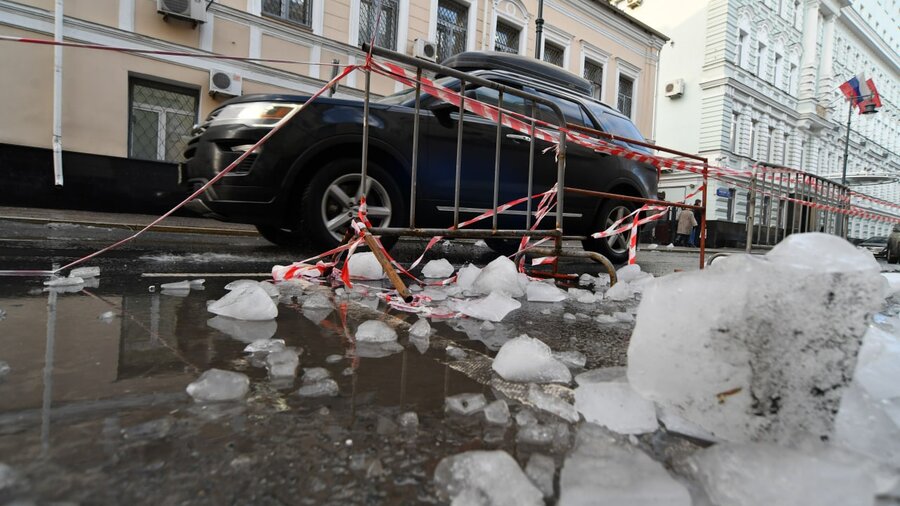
[539,24,571,69]
[614,59,640,120]
[357,0,401,50]
[127,75,199,163]
[260,0,314,29]
[580,43,609,103]
[494,19,521,54]
[435,0,469,62]
[427,0,477,58]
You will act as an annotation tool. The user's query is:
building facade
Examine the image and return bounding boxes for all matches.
[0,0,666,211]
[618,0,898,240]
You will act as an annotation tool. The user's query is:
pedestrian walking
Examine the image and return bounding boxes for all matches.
[689,200,702,246]
[676,205,697,246]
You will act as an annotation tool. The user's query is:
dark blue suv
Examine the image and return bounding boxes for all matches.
[181,51,657,263]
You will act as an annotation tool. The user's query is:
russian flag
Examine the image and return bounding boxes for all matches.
[857,78,882,114]
[839,74,866,107]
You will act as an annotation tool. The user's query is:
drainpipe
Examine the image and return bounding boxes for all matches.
[52,0,64,186]
[534,0,543,59]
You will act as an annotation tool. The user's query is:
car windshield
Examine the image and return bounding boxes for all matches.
[860,237,887,246]
[583,104,651,153]
[377,76,460,105]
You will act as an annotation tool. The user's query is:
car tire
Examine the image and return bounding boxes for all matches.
[582,199,636,265]
[484,239,522,257]
[299,159,404,252]
[255,224,302,247]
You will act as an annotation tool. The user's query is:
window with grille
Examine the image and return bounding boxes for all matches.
[262,0,312,27]
[436,1,468,62]
[129,78,198,163]
[542,42,564,67]
[359,0,399,50]
[494,21,519,54]
[583,59,603,100]
[617,74,634,118]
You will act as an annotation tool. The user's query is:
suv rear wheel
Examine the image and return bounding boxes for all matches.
[582,200,635,264]
[300,159,403,251]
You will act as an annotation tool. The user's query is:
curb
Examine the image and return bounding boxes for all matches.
[0,214,260,237]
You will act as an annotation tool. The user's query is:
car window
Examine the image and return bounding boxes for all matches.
[584,104,651,153]
[465,86,532,118]
[377,76,459,105]
[527,89,591,128]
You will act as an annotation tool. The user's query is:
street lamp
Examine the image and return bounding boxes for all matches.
[534,0,544,59]
[838,96,879,237]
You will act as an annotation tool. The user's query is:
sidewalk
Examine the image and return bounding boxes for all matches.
[0,206,258,236]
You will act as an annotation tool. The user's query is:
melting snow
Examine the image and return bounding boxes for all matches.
[186,369,250,402]
[492,335,572,384]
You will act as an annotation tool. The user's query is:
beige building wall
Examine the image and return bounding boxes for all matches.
[0,0,666,160]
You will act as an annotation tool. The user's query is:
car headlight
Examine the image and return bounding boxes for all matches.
[207,102,301,127]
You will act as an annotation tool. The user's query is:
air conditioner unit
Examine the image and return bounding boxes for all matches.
[413,39,438,62]
[626,0,643,8]
[209,70,242,97]
[664,78,685,98]
[157,0,207,25]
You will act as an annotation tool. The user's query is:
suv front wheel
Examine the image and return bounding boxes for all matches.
[582,199,636,265]
[300,159,404,251]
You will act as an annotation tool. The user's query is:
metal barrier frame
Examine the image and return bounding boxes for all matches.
[345,44,713,298]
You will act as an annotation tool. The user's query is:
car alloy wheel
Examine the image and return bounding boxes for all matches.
[603,204,632,256]
[320,173,393,243]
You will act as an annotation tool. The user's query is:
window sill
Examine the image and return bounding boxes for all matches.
[260,13,314,33]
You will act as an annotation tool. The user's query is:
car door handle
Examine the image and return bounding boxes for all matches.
[505,134,532,143]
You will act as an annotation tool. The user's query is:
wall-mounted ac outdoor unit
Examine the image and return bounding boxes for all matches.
[664,78,685,98]
[413,39,438,62]
[157,0,207,25]
[209,70,242,97]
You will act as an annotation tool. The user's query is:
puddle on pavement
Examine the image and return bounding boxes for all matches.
[0,276,585,505]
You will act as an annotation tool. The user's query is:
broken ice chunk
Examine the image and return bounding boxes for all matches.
[517,421,569,447]
[627,233,885,444]
[527,281,567,302]
[613,311,634,323]
[422,285,450,301]
[266,350,299,378]
[474,240,489,248]
[687,442,877,506]
[355,320,398,343]
[186,369,250,402]
[190,279,205,289]
[575,367,627,385]
[525,453,556,498]
[243,339,286,354]
[483,399,510,425]
[296,379,339,397]
[208,283,278,321]
[409,331,430,354]
[456,263,482,291]
[616,264,652,284]
[325,354,344,364]
[301,367,331,383]
[422,259,455,278]
[574,382,657,435]
[603,281,635,301]
[44,276,83,287]
[593,314,618,324]
[347,252,385,280]
[480,320,495,331]
[161,280,191,290]
[516,409,538,427]
[98,310,115,322]
[458,291,521,322]
[0,361,10,379]
[527,384,579,423]
[433,450,543,506]
[472,256,526,297]
[553,350,587,369]
[568,288,600,304]
[563,312,577,321]
[559,424,691,506]
[445,345,467,360]
[398,411,419,430]
[492,335,572,384]
[445,393,487,416]
[69,266,100,278]
[408,318,432,338]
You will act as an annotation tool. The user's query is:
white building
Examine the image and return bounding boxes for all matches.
[616,0,899,240]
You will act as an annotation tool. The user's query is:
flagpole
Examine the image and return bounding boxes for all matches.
[838,102,852,237]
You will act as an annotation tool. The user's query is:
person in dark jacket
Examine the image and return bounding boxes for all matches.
[690,200,702,246]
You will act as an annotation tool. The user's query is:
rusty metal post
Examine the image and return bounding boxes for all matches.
[745,165,757,253]
[700,160,708,268]
[409,68,422,228]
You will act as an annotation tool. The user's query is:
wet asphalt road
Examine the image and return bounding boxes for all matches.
[0,219,704,504]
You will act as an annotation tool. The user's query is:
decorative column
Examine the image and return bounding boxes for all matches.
[816,15,836,101]
[797,0,820,104]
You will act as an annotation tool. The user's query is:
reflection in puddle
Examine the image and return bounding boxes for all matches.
[0,277,518,504]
